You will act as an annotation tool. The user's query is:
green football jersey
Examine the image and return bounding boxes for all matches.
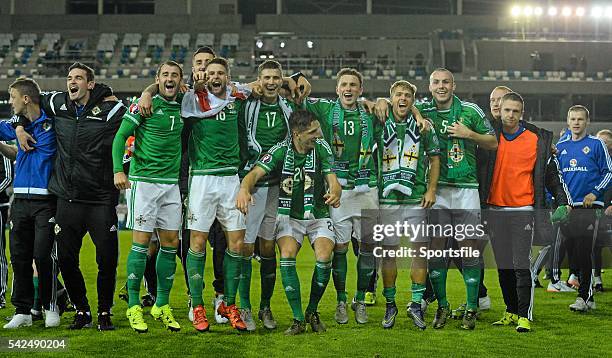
[188,99,246,176]
[113,95,183,184]
[256,139,334,220]
[303,98,381,190]
[379,114,441,205]
[416,99,493,188]
[240,99,296,186]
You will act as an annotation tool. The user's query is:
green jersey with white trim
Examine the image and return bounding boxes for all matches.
[239,99,296,186]
[303,98,381,190]
[379,114,441,205]
[416,99,493,188]
[114,95,183,184]
[188,99,246,176]
[256,139,334,219]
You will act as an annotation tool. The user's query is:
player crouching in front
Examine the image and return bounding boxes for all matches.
[237,110,341,335]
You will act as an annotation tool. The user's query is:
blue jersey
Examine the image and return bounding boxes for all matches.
[0,111,56,198]
[558,128,571,143]
[556,135,611,206]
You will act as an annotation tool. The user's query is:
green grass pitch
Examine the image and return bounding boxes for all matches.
[1,231,611,357]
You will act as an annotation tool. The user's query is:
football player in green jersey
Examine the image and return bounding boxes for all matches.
[237,60,296,331]
[375,68,497,330]
[112,61,184,333]
[183,57,250,332]
[237,109,342,335]
[377,81,440,330]
[301,68,381,325]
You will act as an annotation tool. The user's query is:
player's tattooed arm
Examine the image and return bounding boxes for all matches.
[236,166,266,215]
[324,173,342,208]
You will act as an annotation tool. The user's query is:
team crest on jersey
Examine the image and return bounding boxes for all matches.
[260,153,272,164]
[54,224,61,235]
[281,177,293,195]
[42,121,52,132]
[582,146,590,154]
[569,159,577,167]
[129,103,140,115]
[92,106,101,116]
[449,141,464,163]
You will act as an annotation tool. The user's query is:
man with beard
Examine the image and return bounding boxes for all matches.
[112,61,184,333]
[182,57,249,332]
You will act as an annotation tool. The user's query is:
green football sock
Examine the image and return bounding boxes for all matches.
[383,286,396,303]
[32,276,40,311]
[223,250,242,306]
[126,242,148,308]
[355,250,375,302]
[332,249,348,303]
[155,246,177,307]
[186,248,206,307]
[238,256,252,310]
[280,258,303,321]
[306,260,332,314]
[259,255,277,310]
[411,282,426,304]
[429,257,449,307]
[462,257,481,311]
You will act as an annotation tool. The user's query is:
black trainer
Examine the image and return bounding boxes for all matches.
[382,302,398,329]
[407,301,426,330]
[284,319,306,336]
[305,311,326,333]
[97,312,115,331]
[31,310,43,321]
[69,311,92,330]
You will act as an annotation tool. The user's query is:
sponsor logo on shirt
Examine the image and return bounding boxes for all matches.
[563,159,588,172]
[582,146,590,154]
[59,103,67,111]
[560,149,567,155]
